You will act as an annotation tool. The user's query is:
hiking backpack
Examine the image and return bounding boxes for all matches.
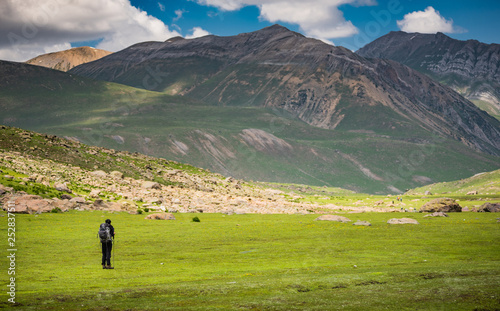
[98,223,112,242]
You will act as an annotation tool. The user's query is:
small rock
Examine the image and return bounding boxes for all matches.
[110,171,124,180]
[54,183,72,193]
[315,215,351,223]
[423,212,448,217]
[142,181,161,190]
[4,175,14,180]
[466,190,478,195]
[144,213,176,220]
[60,194,73,200]
[424,191,432,195]
[89,189,101,198]
[69,197,86,204]
[353,220,371,226]
[387,218,419,225]
[90,170,107,178]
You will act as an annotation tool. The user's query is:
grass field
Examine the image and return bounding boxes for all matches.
[1,210,499,310]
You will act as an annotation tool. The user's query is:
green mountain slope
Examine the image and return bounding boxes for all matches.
[1,60,499,194]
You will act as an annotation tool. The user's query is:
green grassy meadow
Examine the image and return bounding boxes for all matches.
[1,210,499,310]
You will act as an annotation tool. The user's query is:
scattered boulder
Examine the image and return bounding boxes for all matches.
[93,199,123,212]
[142,181,161,190]
[423,212,449,217]
[2,195,57,214]
[69,197,86,204]
[424,191,432,195]
[117,199,138,211]
[4,175,14,180]
[420,198,461,213]
[89,189,101,198]
[387,218,419,224]
[315,215,351,223]
[90,170,107,178]
[54,183,72,193]
[145,213,176,220]
[60,194,73,200]
[462,206,470,212]
[110,171,124,180]
[466,190,478,195]
[477,203,500,213]
[353,220,371,226]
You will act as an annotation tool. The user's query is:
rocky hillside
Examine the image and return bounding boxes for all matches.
[357,31,500,118]
[69,25,500,156]
[0,126,397,214]
[25,46,112,72]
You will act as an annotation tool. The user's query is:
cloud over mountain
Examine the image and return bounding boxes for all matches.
[0,0,181,62]
[397,6,464,34]
[196,0,376,40]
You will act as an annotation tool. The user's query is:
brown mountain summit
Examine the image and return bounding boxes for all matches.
[25,46,112,72]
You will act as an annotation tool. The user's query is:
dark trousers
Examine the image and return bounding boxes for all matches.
[101,241,113,266]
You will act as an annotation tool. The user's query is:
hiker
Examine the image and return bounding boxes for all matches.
[98,219,115,269]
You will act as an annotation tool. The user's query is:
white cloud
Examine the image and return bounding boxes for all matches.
[158,2,165,12]
[185,27,211,39]
[0,0,181,62]
[397,6,463,34]
[196,0,375,41]
[173,9,186,22]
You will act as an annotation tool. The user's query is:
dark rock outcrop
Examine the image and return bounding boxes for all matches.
[420,198,462,213]
[478,202,500,212]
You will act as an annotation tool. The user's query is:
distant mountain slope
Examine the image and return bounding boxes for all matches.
[25,46,112,72]
[2,28,500,194]
[69,25,500,156]
[357,31,500,119]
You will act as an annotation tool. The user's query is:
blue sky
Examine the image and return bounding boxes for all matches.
[0,0,499,61]
[130,0,500,50]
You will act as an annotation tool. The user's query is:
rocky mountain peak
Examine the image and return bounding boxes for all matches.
[357,31,500,117]
[25,46,112,72]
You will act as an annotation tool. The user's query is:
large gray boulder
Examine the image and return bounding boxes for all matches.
[420,198,462,213]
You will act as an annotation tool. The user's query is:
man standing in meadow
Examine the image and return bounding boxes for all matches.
[98,219,115,269]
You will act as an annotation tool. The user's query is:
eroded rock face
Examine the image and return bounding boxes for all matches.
[420,198,462,213]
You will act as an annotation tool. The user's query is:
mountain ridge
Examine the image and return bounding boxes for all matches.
[69,25,500,156]
[356,31,500,118]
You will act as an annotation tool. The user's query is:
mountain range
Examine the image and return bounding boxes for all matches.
[357,31,500,119]
[25,46,111,72]
[1,25,499,194]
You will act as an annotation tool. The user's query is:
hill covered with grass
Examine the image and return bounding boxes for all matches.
[406,169,500,195]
